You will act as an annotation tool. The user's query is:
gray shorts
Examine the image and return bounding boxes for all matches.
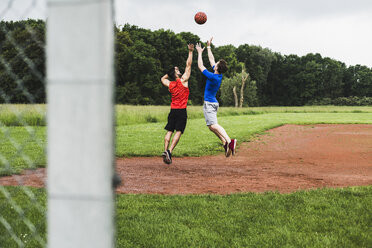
[203,101,219,126]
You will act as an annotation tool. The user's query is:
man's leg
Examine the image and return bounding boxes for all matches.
[203,102,236,157]
[204,102,229,144]
[208,126,228,155]
[208,125,227,145]
[164,131,173,151]
[169,131,182,153]
[209,124,236,157]
[162,131,173,164]
[209,124,230,145]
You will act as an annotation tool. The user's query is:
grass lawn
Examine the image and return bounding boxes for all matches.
[1,104,372,126]
[116,112,372,157]
[1,106,372,247]
[0,186,371,247]
[1,111,372,175]
[0,127,46,175]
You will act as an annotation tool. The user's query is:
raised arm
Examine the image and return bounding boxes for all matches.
[196,43,206,72]
[161,74,170,88]
[207,37,216,68]
[181,44,194,84]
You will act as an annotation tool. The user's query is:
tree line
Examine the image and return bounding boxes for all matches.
[1,20,372,106]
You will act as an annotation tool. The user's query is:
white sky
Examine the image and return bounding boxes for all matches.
[114,0,372,68]
[1,0,372,67]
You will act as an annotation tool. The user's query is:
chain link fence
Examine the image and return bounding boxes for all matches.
[1,0,115,247]
[1,1,47,247]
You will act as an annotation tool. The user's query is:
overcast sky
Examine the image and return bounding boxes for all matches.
[1,0,372,67]
[114,0,372,67]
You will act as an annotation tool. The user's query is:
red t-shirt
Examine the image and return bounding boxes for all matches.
[169,78,189,109]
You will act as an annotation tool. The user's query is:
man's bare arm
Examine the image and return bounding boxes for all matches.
[196,43,206,72]
[161,74,170,87]
[207,37,216,68]
[181,44,194,85]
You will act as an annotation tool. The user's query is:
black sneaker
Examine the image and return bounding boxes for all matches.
[224,143,229,157]
[162,151,170,164]
[167,150,172,164]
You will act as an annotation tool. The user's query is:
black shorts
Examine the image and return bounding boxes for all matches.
[164,108,187,134]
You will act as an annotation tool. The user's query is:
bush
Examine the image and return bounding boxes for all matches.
[115,84,141,105]
[306,98,332,106]
[309,96,372,106]
[333,96,372,106]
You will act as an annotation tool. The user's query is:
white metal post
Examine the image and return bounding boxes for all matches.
[47,0,115,247]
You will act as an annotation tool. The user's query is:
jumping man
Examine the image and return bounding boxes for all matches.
[160,44,194,164]
[196,38,237,156]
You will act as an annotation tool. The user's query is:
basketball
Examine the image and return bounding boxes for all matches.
[194,12,207,25]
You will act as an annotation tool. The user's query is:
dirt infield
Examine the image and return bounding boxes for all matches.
[1,124,372,194]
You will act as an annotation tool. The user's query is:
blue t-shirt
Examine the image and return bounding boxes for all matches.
[202,66,223,103]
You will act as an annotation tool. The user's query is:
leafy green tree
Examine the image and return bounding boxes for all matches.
[236,44,275,105]
[319,57,345,99]
[349,65,372,97]
[0,20,45,103]
[214,45,242,78]
[3,20,372,106]
[220,68,257,107]
[266,54,303,105]
[116,25,204,105]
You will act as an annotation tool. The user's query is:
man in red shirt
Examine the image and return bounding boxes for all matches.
[160,44,194,164]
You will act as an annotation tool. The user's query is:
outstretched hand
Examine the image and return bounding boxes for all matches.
[207,37,213,47]
[188,43,194,51]
[196,43,205,53]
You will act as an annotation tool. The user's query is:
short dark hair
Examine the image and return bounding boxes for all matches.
[167,67,176,81]
[217,59,228,74]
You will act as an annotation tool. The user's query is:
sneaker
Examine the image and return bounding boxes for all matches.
[112,172,122,189]
[229,139,237,155]
[167,150,172,164]
[224,142,230,157]
[162,151,168,164]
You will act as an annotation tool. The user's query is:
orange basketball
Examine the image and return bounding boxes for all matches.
[194,12,207,25]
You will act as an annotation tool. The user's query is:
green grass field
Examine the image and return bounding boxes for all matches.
[1,105,372,247]
[1,104,372,126]
[0,186,371,247]
[1,105,372,174]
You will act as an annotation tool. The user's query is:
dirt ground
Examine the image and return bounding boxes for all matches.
[1,124,371,194]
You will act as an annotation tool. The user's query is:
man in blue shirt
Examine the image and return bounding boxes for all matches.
[196,38,237,157]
